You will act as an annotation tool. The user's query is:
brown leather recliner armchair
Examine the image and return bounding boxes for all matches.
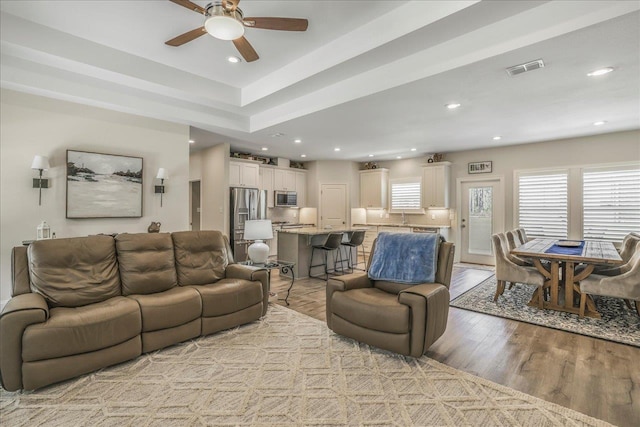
[326,239,455,357]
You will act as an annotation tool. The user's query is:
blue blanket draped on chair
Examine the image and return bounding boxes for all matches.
[368,232,440,284]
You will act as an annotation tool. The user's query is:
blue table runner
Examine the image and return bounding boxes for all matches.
[545,241,585,256]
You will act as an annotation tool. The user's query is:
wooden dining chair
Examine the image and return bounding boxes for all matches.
[578,241,640,317]
[492,233,547,306]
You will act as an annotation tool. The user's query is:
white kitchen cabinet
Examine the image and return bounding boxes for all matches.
[274,169,296,191]
[229,161,260,188]
[295,171,307,207]
[422,162,450,208]
[360,169,389,208]
[260,167,275,208]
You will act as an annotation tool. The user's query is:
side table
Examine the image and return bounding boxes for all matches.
[239,260,296,305]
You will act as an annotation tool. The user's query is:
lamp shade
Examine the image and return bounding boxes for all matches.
[156,168,169,180]
[244,220,273,241]
[31,155,50,171]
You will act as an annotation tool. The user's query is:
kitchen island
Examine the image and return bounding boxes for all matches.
[277,227,369,279]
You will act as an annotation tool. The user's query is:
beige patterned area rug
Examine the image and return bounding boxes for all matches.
[1,304,611,426]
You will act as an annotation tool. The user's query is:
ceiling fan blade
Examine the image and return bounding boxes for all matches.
[233,36,259,62]
[222,0,240,12]
[169,0,206,15]
[243,17,308,31]
[165,27,207,46]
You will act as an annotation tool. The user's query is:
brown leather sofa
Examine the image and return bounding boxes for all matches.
[326,239,455,357]
[0,230,269,391]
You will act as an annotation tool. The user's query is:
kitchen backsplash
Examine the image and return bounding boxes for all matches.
[363,208,452,227]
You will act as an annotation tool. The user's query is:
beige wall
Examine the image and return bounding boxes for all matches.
[189,144,230,234]
[373,130,640,259]
[0,89,190,303]
[446,130,639,233]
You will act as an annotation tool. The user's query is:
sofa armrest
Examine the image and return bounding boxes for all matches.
[326,272,373,328]
[0,293,49,391]
[398,284,449,357]
[226,264,270,316]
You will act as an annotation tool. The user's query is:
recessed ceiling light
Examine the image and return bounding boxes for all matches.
[261,147,268,151]
[334,148,341,152]
[587,67,614,77]
[301,154,306,158]
[188,139,195,144]
[446,103,461,109]
[593,121,607,126]
[227,56,241,64]
[368,154,374,157]
[294,139,302,143]
[410,148,417,152]
[493,136,502,141]
[396,156,402,159]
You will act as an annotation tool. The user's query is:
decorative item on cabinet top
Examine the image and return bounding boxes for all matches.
[426,153,445,163]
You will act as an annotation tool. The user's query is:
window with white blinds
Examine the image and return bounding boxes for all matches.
[583,167,640,241]
[518,172,568,238]
[390,179,421,211]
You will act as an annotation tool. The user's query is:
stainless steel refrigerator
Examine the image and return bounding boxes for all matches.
[230,187,268,261]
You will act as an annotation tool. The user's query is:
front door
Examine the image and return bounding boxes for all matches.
[460,179,504,265]
[320,184,347,229]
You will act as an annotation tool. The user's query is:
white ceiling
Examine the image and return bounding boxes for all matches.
[1,1,639,161]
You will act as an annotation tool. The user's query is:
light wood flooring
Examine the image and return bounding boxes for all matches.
[270,263,639,427]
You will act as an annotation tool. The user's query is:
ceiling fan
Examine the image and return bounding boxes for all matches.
[165,0,309,62]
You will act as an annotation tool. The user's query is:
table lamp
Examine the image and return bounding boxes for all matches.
[244,219,273,264]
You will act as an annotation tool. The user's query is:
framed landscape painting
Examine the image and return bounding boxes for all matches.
[66,150,143,218]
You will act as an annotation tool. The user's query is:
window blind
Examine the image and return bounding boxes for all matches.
[518,172,568,238]
[391,181,421,210]
[583,167,640,241]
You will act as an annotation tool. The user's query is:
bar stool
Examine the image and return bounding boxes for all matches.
[341,230,366,273]
[309,233,345,281]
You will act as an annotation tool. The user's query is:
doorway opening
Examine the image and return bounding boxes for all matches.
[190,180,201,231]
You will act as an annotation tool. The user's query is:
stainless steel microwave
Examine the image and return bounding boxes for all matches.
[275,191,297,207]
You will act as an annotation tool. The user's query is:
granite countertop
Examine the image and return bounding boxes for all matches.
[353,223,451,229]
[278,226,369,235]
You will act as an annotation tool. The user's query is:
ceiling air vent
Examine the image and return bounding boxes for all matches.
[506,59,545,77]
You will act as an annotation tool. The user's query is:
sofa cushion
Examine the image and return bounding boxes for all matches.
[172,231,230,286]
[331,287,410,334]
[116,233,177,295]
[22,296,141,362]
[191,278,263,317]
[28,235,121,307]
[128,287,202,332]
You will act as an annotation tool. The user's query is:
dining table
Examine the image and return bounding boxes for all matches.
[511,238,623,318]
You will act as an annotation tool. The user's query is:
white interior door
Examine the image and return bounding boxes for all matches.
[320,184,347,229]
[460,179,504,265]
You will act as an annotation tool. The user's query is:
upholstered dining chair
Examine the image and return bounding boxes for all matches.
[505,230,532,267]
[579,241,640,317]
[326,234,455,357]
[594,233,640,276]
[492,233,547,305]
[516,228,529,243]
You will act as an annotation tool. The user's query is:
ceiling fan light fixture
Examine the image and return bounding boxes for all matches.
[205,15,245,40]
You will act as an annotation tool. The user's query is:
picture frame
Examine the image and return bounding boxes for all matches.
[468,161,492,174]
[66,150,143,218]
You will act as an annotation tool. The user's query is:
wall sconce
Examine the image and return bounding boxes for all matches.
[155,168,168,207]
[31,155,50,206]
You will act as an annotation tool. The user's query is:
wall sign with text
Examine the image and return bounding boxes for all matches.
[468,161,492,174]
